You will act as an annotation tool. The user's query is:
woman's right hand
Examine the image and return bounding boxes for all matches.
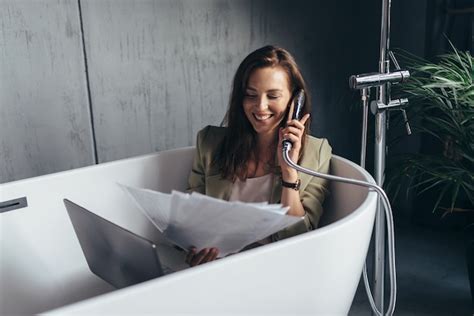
[185,247,219,266]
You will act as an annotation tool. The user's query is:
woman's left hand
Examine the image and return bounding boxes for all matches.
[185,247,219,267]
[277,113,310,179]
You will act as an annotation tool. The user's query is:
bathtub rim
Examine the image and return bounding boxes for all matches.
[0,146,195,187]
[0,146,378,240]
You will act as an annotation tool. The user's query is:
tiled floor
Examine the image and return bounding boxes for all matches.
[349,223,472,315]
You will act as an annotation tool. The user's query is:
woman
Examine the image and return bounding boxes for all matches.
[185,45,332,266]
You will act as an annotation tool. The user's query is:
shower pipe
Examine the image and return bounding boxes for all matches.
[283,1,414,314]
[350,0,410,314]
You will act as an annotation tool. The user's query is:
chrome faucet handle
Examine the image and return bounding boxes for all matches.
[400,108,412,135]
[372,97,409,111]
[388,50,401,71]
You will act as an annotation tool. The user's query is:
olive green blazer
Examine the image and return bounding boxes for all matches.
[187,125,332,241]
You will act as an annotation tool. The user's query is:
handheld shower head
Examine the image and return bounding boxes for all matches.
[282,90,305,152]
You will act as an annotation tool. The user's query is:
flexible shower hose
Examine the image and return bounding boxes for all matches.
[282,146,397,316]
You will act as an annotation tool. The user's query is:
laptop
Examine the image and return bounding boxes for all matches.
[64,199,165,289]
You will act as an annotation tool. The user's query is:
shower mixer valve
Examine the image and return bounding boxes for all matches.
[351,50,412,137]
[349,70,410,90]
[350,50,410,90]
[371,98,412,136]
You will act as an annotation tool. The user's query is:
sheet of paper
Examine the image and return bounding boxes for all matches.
[118,183,171,232]
[233,200,289,215]
[120,184,302,257]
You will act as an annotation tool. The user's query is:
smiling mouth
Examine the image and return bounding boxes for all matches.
[253,113,273,121]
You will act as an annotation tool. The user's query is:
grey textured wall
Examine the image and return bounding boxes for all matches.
[0,0,94,182]
[1,0,425,183]
[80,0,269,162]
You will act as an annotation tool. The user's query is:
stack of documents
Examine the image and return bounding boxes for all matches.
[120,184,302,257]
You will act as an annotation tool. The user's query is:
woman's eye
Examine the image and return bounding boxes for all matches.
[245,94,257,99]
[268,95,279,100]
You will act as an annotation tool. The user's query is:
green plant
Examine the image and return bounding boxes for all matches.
[386,45,474,216]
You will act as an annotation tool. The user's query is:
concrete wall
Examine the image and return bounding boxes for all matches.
[2,0,426,183]
[0,0,94,182]
[81,0,269,163]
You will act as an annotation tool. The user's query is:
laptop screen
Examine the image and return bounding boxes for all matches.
[64,199,164,289]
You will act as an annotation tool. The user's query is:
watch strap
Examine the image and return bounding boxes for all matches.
[281,178,301,190]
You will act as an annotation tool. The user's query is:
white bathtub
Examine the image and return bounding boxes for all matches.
[0,147,377,315]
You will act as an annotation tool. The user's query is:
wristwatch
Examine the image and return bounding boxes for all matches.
[281,178,301,190]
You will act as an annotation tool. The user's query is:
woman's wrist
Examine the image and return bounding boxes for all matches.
[281,178,301,191]
[281,170,298,183]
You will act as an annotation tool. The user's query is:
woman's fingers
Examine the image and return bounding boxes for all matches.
[187,247,219,266]
[190,248,209,266]
[185,247,196,265]
[209,248,219,261]
[202,247,218,263]
[281,117,308,155]
[281,126,304,145]
[282,133,299,145]
[281,114,310,145]
[284,126,303,137]
[286,113,310,128]
[300,113,310,125]
[279,114,309,170]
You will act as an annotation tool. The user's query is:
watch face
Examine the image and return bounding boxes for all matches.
[294,179,301,190]
[295,179,301,190]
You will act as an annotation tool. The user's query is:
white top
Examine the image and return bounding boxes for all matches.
[229,173,274,245]
[229,173,273,203]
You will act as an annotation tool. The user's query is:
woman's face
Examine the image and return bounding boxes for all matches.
[243,66,292,138]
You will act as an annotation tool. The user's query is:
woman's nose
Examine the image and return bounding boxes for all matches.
[256,95,269,110]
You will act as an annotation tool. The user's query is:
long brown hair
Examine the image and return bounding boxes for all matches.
[218,45,311,180]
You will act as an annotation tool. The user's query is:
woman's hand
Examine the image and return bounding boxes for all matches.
[185,247,219,267]
[276,113,309,217]
[277,113,310,180]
